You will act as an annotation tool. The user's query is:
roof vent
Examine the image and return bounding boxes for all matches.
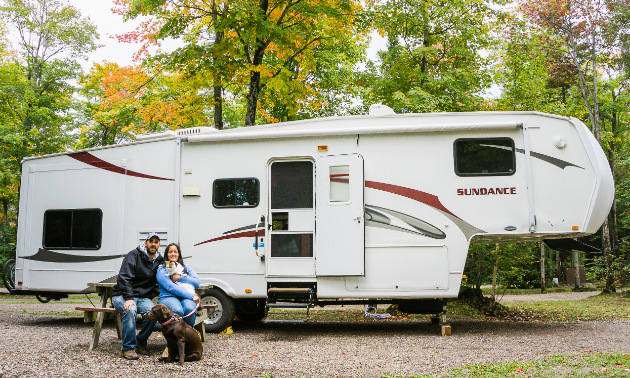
[176,127,218,136]
[136,130,177,141]
[369,104,396,116]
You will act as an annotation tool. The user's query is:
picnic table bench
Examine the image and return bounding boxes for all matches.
[77,283,215,350]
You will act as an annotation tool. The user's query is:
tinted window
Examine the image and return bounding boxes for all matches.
[271,233,313,257]
[213,178,259,208]
[43,209,102,249]
[271,161,313,209]
[455,138,515,176]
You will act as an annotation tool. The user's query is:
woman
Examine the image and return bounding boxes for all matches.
[157,243,201,328]
[157,243,201,359]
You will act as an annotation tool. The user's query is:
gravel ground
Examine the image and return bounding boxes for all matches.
[1,308,630,378]
[494,291,601,304]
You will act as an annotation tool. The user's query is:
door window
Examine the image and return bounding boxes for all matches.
[270,234,313,257]
[329,165,350,203]
[269,160,314,260]
[271,161,313,209]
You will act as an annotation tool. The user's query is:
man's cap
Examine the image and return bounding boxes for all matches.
[145,232,161,242]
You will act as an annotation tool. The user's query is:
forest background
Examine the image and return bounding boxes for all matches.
[0,0,629,293]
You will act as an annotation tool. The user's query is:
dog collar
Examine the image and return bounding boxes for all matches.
[162,314,178,325]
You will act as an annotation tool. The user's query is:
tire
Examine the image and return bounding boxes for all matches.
[36,295,52,303]
[2,259,15,291]
[201,288,235,333]
[235,298,266,323]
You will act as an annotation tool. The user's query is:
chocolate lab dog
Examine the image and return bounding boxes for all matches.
[144,304,203,364]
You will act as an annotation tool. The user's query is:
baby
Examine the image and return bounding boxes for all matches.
[165,261,196,296]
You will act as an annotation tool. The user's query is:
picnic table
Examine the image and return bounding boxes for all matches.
[76,283,214,350]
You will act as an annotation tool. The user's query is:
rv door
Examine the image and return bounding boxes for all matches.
[315,154,365,276]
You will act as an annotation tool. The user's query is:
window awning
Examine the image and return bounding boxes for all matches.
[544,238,602,254]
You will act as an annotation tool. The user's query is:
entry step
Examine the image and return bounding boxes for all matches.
[263,319,309,324]
[268,287,312,293]
[266,303,311,309]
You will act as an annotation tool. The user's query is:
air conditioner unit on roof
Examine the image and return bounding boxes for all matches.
[176,127,218,136]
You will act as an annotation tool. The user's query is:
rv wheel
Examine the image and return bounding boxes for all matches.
[35,295,52,303]
[201,288,235,333]
[235,299,266,322]
[2,259,15,291]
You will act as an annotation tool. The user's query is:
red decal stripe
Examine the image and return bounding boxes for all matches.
[195,229,266,247]
[330,177,349,183]
[69,152,174,181]
[365,181,459,219]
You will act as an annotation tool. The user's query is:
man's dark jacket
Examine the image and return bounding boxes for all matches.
[112,247,165,300]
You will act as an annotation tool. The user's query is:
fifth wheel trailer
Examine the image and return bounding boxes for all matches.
[6,108,614,332]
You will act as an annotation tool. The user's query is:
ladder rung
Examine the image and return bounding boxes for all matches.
[268,287,311,293]
[266,303,310,309]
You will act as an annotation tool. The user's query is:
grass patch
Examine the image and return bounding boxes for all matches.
[415,352,630,377]
[499,293,630,322]
[265,293,630,323]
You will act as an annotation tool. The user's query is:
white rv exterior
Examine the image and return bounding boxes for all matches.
[11,110,614,327]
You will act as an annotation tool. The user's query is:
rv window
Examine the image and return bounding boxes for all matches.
[271,161,313,209]
[43,209,102,250]
[270,233,313,257]
[454,138,515,176]
[329,165,350,203]
[213,178,259,208]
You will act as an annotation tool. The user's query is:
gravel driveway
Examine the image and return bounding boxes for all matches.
[1,308,629,378]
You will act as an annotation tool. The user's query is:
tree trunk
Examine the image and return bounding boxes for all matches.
[556,249,561,283]
[540,242,546,293]
[245,70,261,126]
[244,0,269,126]
[491,243,500,312]
[609,91,620,257]
[211,0,224,130]
[213,84,223,130]
[1,199,7,244]
[2,199,7,229]
[602,219,615,293]
[573,250,581,290]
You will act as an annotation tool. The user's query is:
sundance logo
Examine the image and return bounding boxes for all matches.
[457,187,516,195]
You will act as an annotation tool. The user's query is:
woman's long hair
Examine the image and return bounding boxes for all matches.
[163,243,187,273]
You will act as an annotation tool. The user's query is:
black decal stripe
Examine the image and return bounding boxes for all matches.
[515,148,584,170]
[23,248,124,263]
[482,144,584,170]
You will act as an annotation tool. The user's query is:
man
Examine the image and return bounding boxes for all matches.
[112,232,165,360]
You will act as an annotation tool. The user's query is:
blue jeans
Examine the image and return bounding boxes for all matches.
[112,296,156,351]
[158,296,197,328]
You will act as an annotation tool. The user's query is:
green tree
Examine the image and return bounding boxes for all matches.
[0,0,99,243]
[361,0,507,113]
[77,62,210,148]
[113,0,369,127]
